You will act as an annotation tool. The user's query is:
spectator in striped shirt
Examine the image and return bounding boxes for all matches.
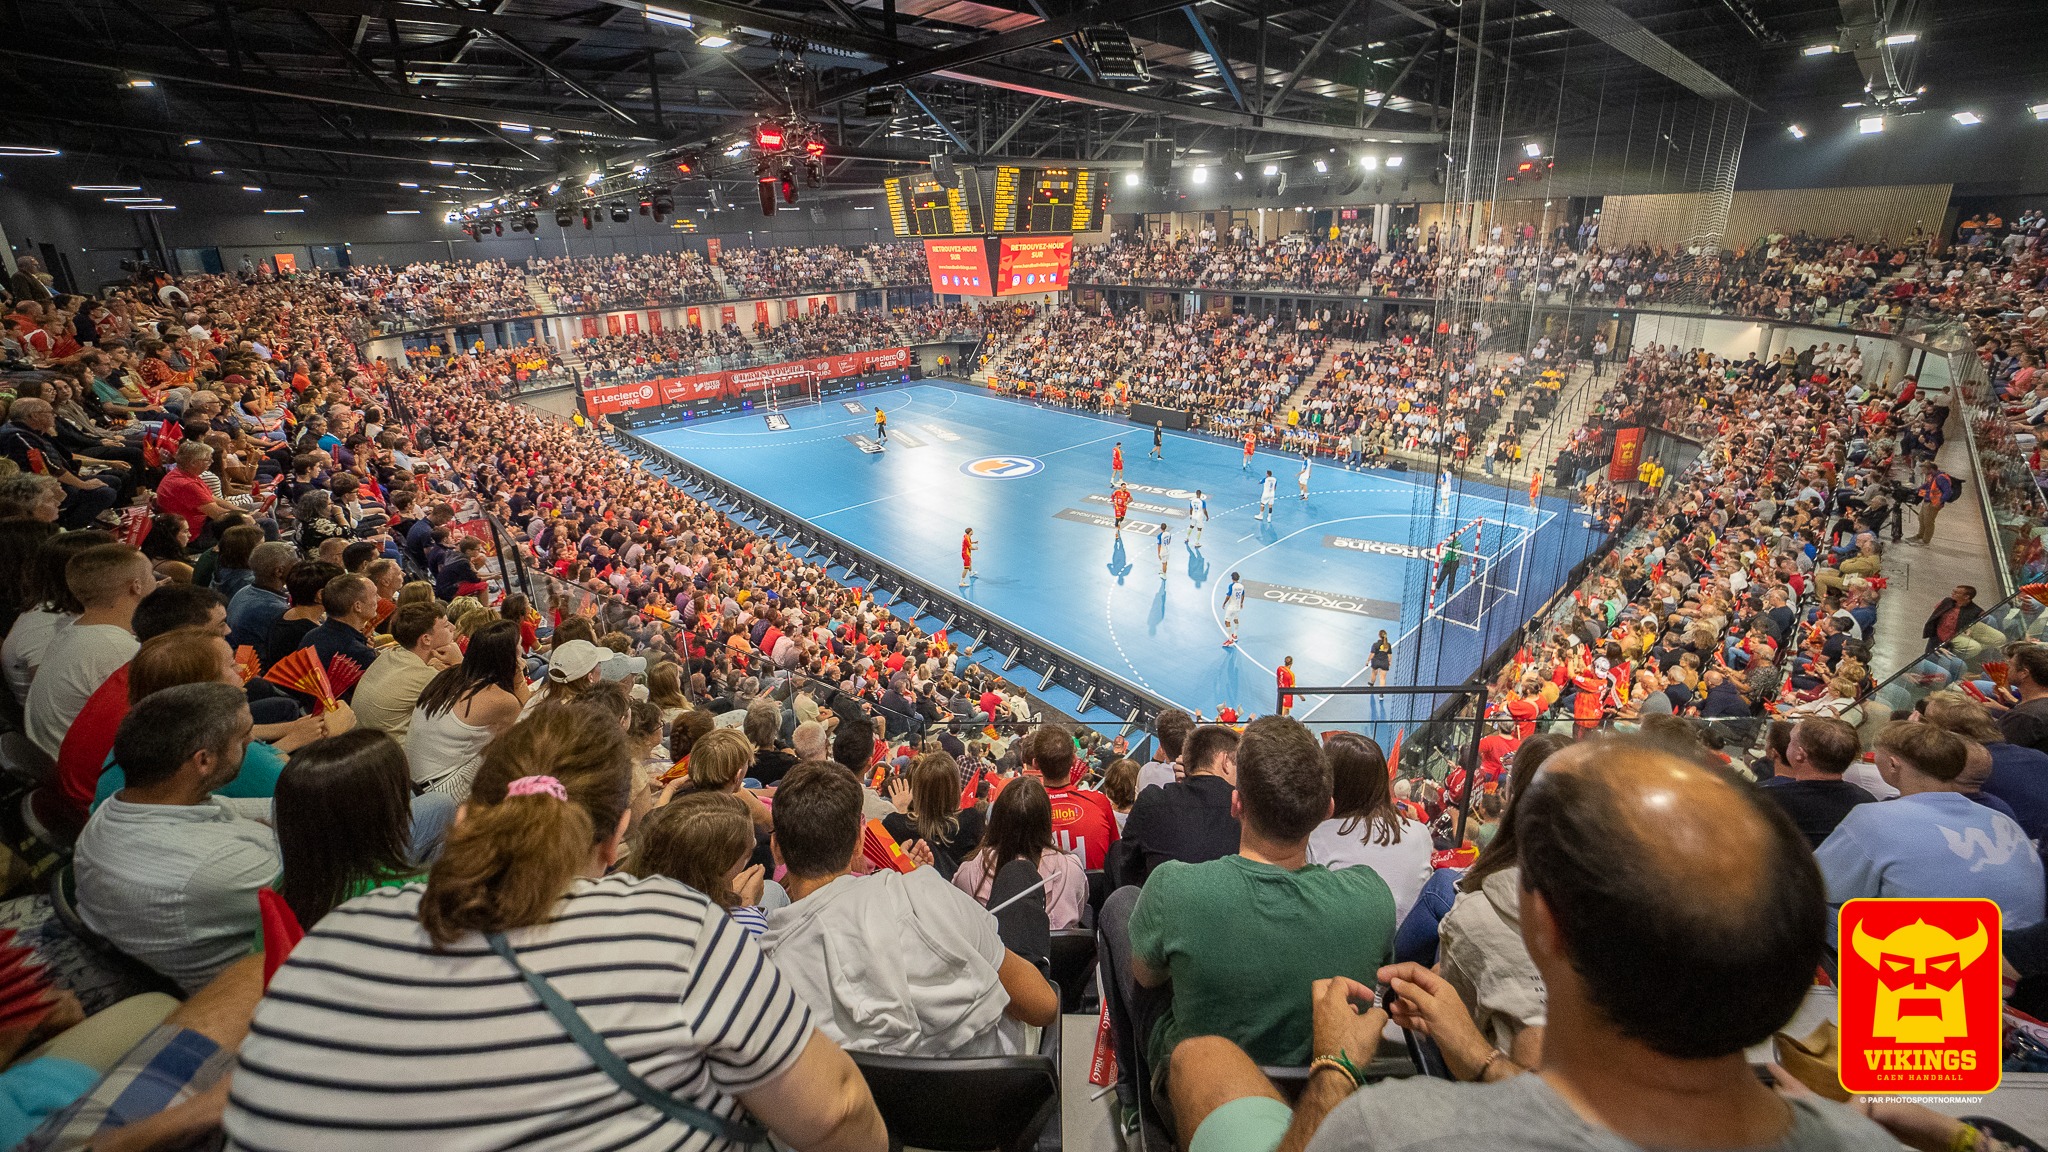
[226,703,886,1152]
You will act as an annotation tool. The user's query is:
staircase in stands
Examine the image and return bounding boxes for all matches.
[524,276,554,314]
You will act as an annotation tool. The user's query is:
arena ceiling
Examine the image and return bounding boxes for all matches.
[3,0,2038,209]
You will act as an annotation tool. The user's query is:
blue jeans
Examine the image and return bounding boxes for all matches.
[409,791,458,865]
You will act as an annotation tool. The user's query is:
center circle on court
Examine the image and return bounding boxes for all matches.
[960,455,1044,479]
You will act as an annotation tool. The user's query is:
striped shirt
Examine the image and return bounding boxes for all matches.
[224,875,811,1152]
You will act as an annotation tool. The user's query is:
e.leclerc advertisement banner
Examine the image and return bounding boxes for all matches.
[581,347,914,415]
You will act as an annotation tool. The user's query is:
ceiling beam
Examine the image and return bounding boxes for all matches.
[1536,0,1751,104]
[901,88,973,153]
[0,46,642,137]
[1182,6,1247,111]
[812,0,1195,104]
[935,61,1441,143]
[1264,0,1355,115]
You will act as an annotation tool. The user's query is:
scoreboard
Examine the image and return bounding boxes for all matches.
[991,166,1100,234]
[883,171,987,238]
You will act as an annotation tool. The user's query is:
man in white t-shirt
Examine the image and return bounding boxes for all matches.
[762,763,1057,1058]
[25,542,151,757]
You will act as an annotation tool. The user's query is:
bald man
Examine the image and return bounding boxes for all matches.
[1166,736,1895,1152]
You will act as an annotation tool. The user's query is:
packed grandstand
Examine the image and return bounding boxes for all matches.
[0,212,2042,1152]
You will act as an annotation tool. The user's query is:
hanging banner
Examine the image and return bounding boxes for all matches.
[993,235,1074,295]
[580,317,599,339]
[719,305,736,326]
[606,313,622,336]
[923,238,993,296]
[754,301,770,328]
[686,306,701,330]
[580,347,915,415]
[623,312,640,335]
[706,237,721,262]
[1608,427,1645,482]
[646,311,663,333]
[273,253,298,273]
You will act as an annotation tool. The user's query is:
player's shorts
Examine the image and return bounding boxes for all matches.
[1224,606,1241,626]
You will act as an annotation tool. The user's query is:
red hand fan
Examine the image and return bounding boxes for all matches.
[324,653,365,699]
[264,648,339,712]
[859,819,917,874]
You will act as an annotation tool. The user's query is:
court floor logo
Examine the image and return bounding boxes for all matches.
[961,455,1044,479]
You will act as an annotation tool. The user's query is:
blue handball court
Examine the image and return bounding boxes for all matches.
[635,380,1608,729]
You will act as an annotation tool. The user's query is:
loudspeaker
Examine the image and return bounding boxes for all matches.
[929,153,957,186]
[758,178,777,217]
[1142,137,1173,188]
[908,366,924,380]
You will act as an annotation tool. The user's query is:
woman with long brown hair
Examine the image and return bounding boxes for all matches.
[406,619,528,800]
[228,702,887,1151]
[1434,731,1569,1077]
[951,776,1084,928]
[883,751,984,878]
[1306,732,1434,921]
[273,729,434,928]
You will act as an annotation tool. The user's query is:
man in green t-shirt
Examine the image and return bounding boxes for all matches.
[1128,715,1395,1094]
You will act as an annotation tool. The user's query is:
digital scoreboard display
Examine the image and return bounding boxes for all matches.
[991,166,1100,234]
[883,171,987,237]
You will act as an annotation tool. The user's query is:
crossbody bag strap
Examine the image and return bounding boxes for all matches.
[485,931,769,1147]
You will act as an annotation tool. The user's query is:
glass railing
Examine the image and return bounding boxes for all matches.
[1947,327,2048,596]
[1860,583,2048,724]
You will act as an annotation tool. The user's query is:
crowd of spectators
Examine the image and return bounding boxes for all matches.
[0,216,2041,1152]
[528,251,723,310]
[341,260,535,327]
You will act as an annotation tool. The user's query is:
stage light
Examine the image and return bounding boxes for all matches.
[609,203,630,223]
[781,168,797,203]
[1787,124,1806,138]
[1884,32,1917,45]
[492,220,503,236]
[2034,103,2048,120]
[1859,115,1885,133]
[581,207,593,229]
[1124,171,1140,187]
[758,178,776,217]
[1191,167,1207,184]
[585,170,602,185]
[696,29,731,47]
[757,123,785,151]
[1524,142,1542,157]
[1954,111,1981,125]
[1262,164,1278,176]
[1360,155,1378,170]
[125,76,154,88]
[1313,158,1327,172]
[1384,155,1402,168]
[1803,43,1835,55]
[804,138,826,161]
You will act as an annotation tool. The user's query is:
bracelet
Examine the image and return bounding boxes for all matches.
[1472,1048,1509,1081]
[1308,1053,1363,1089]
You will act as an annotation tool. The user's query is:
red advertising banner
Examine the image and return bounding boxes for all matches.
[1608,427,1645,482]
[580,317,599,339]
[580,347,916,415]
[686,307,701,330]
[994,235,1074,295]
[706,237,721,262]
[273,252,298,273]
[924,238,993,296]
[646,311,663,333]
[719,305,736,326]
[754,301,770,328]
[606,313,622,336]
[623,312,640,335]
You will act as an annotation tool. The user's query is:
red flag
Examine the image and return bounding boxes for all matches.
[1387,729,1404,778]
